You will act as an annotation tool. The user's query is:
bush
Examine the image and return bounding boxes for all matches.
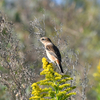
[29,57,76,100]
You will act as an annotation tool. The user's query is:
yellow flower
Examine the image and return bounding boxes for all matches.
[65,88,72,92]
[31,83,39,90]
[59,79,67,84]
[59,84,70,90]
[56,91,66,97]
[30,57,76,100]
[55,76,61,80]
[97,60,100,73]
[42,57,47,63]
[93,60,100,78]
[49,91,55,98]
[93,73,98,77]
[42,57,48,69]
[55,72,62,77]
[66,77,73,80]
[66,92,76,97]
[31,83,42,97]
[42,88,52,92]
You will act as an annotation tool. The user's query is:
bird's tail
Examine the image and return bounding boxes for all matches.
[59,63,64,73]
[56,60,64,73]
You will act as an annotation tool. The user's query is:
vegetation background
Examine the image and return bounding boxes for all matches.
[0,0,100,100]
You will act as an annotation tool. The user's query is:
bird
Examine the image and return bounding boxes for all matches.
[40,37,64,73]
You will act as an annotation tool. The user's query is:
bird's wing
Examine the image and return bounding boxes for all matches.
[46,44,61,62]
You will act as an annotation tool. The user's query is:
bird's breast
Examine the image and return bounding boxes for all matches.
[46,50,57,62]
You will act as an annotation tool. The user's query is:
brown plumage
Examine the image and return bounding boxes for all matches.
[40,37,64,73]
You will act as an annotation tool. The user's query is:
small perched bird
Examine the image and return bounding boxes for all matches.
[40,37,64,73]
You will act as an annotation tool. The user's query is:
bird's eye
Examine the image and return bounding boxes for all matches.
[42,38,45,40]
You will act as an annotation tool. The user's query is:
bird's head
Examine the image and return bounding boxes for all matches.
[40,37,52,45]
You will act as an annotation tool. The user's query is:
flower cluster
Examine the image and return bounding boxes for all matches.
[93,60,100,78]
[93,60,100,100]
[29,57,76,100]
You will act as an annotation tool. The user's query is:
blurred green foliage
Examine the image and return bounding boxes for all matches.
[0,0,100,100]
[14,12,21,22]
[93,60,100,100]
